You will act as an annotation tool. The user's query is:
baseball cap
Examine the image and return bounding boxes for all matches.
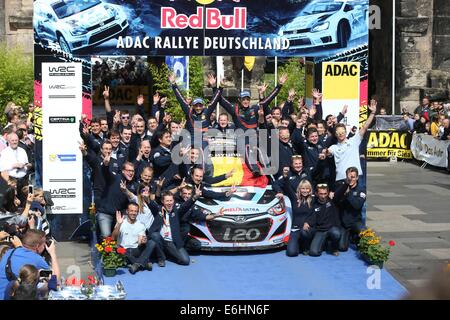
[192,98,204,105]
[239,91,251,99]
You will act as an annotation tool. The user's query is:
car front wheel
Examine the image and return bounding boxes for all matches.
[337,22,350,48]
[58,35,72,54]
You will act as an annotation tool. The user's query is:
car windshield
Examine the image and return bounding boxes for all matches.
[51,0,101,19]
[301,2,342,15]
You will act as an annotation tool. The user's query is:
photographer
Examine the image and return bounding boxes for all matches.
[3,264,54,300]
[0,229,60,300]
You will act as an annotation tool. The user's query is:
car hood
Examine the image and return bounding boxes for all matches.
[194,187,279,215]
[63,4,114,27]
[284,12,334,30]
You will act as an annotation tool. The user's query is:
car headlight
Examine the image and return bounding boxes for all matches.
[311,21,329,32]
[268,201,285,216]
[70,25,88,36]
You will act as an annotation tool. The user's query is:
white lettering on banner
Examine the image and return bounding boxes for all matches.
[42,62,83,214]
[411,133,450,168]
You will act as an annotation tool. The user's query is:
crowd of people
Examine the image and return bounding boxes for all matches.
[0,68,379,292]
[401,96,450,140]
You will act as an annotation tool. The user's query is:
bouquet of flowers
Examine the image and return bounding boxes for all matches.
[358,228,395,268]
[95,237,127,270]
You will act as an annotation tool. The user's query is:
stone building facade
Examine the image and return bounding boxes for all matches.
[395,0,450,113]
[0,0,33,54]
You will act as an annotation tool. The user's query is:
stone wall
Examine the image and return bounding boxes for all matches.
[397,0,450,113]
[1,0,33,54]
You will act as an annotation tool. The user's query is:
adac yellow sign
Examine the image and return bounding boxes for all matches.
[322,62,360,100]
[196,0,215,4]
[367,131,413,159]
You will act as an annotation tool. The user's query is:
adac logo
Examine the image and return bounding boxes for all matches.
[196,0,215,4]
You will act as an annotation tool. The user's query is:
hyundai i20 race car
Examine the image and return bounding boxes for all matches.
[278,0,368,50]
[188,134,292,250]
[34,0,129,53]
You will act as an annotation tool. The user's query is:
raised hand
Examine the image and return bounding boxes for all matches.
[318,149,327,160]
[258,105,265,118]
[180,119,187,129]
[160,97,167,107]
[194,184,202,198]
[137,94,144,106]
[226,185,237,197]
[156,177,165,189]
[103,153,111,166]
[282,167,290,178]
[298,95,305,107]
[78,141,87,154]
[113,110,121,125]
[276,193,284,201]
[185,96,192,105]
[116,210,124,224]
[179,178,187,190]
[207,73,216,87]
[369,99,377,113]
[153,92,160,105]
[217,207,225,216]
[257,82,268,95]
[279,73,288,85]
[168,72,176,84]
[312,88,322,101]
[309,105,317,118]
[225,168,235,179]
[103,85,110,100]
[119,180,127,193]
[303,223,310,231]
[342,104,348,115]
[288,88,296,101]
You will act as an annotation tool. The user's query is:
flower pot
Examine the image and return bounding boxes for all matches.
[360,253,384,269]
[103,268,117,277]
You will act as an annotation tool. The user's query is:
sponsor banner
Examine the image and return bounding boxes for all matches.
[411,133,450,168]
[33,0,369,57]
[92,85,148,107]
[322,62,360,130]
[367,131,413,159]
[165,56,189,90]
[42,62,83,214]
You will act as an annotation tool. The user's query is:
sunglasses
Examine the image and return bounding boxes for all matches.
[292,155,302,159]
[317,183,328,188]
[121,116,130,119]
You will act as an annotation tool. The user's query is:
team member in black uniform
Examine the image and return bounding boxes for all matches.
[279,170,316,257]
[336,167,367,252]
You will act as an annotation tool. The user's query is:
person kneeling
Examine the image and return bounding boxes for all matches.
[305,184,345,257]
[112,203,155,274]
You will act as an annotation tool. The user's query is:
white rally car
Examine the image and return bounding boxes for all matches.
[190,186,292,250]
[187,134,292,250]
[278,0,368,50]
[34,0,128,54]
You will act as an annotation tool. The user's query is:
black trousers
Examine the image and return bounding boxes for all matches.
[339,221,365,252]
[124,241,156,266]
[309,226,341,257]
[180,222,202,251]
[286,228,315,257]
[150,232,190,265]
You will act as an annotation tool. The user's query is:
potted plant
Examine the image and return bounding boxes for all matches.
[95,237,127,277]
[357,228,394,268]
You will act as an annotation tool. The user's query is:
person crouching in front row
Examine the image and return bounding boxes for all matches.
[112,202,156,274]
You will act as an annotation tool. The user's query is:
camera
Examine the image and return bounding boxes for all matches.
[39,269,52,278]
[28,185,34,195]
[46,239,53,247]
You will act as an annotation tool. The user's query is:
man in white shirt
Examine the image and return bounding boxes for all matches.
[0,132,31,183]
[112,203,156,274]
[327,100,377,182]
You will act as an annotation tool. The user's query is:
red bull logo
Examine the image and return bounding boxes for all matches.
[161,7,247,30]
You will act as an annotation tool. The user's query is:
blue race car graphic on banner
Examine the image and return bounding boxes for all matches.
[34,0,129,53]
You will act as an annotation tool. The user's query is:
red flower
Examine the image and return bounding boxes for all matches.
[389,240,396,246]
[105,237,113,243]
[105,246,113,253]
[80,279,86,285]
[117,247,126,255]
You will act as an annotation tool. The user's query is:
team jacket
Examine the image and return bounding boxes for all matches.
[172,84,222,134]
[150,145,172,179]
[336,181,366,228]
[219,85,282,131]
[272,168,313,194]
[147,198,195,248]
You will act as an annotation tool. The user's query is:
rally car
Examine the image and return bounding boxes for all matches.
[278,0,368,50]
[187,133,292,250]
[33,0,129,54]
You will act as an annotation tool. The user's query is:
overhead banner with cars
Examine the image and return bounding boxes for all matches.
[366,130,413,160]
[42,62,83,214]
[33,0,369,57]
[411,133,450,168]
